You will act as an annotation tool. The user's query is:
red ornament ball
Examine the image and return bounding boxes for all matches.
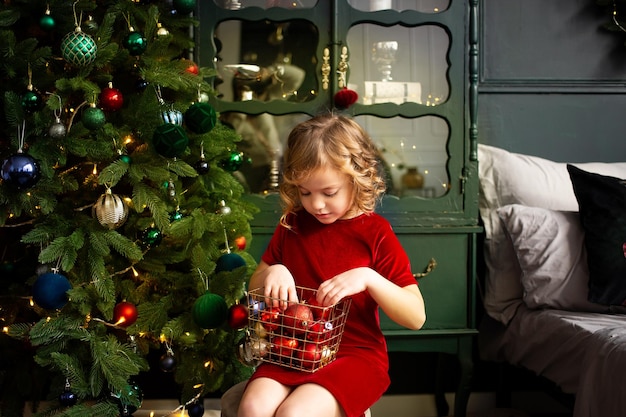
[283,304,314,334]
[227,303,249,329]
[100,85,124,112]
[183,59,199,75]
[234,236,246,250]
[113,301,138,327]
[334,87,358,109]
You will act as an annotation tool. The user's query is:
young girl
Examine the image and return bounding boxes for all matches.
[237,113,426,417]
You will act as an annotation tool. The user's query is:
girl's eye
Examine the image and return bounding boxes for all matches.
[299,190,311,196]
[325,191,337,197]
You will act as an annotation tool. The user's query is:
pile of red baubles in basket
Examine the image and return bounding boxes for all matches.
[253,296,339,371]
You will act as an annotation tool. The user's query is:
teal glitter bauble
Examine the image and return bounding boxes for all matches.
[32,272,72,310]
[152,123,189,158]
[123,31,147,56]
[61,29,97,66]
[82,106,106,130]
[216,252,246,272]
[192,292,228,329]
[184,102,217,134]
[173,0,197,14]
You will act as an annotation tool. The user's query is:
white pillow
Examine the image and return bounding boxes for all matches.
[478,144,626,324]
[497,204,609,313]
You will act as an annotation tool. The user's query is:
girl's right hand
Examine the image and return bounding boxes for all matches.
[254,263,298,310]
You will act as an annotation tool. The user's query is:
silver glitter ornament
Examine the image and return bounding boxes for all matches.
[49,118,67,139]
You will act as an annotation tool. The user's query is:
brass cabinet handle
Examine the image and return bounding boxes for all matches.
[321,46,349,90]
[337,45,349,88]
[413,258,437,279]
[321,47,331,90]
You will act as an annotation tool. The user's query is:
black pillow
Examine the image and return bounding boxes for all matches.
[567,164,626,306]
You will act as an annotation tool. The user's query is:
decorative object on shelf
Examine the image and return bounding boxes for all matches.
[372,41,398,82]
[401,167,424,190]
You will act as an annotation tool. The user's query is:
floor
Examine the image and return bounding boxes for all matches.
[132,391,574,417]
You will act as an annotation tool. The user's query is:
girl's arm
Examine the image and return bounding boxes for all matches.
[316,267,426,330]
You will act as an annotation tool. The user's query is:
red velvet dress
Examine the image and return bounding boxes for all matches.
[249,211,417,417]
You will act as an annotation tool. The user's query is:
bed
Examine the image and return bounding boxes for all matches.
[476,144,626,417]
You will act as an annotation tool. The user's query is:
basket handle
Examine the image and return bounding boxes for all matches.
[413,258,437,280]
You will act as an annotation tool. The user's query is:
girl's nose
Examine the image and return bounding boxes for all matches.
[311,196,325,210]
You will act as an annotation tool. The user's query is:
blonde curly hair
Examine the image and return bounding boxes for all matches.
[279,113,386,228]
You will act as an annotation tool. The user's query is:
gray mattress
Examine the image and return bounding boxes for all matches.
[478,305,626,417]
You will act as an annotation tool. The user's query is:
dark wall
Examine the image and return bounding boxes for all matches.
[478,0,626,162]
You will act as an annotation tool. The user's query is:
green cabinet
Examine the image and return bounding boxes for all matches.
[196,1,480,416]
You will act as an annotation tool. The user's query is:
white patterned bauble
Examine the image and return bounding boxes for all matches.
[92,190,129,229]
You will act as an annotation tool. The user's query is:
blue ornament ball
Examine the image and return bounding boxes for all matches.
[59,389,77,407]
[32,272,72,310]
[188,402,204,417]
[1,153,41,189]
[215,252,246,272]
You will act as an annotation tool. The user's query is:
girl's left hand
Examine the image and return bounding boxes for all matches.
[315,267,372,306]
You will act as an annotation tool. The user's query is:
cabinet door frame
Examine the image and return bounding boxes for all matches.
[194,0,480,226]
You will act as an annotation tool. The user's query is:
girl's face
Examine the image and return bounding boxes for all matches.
[297,167,357,224]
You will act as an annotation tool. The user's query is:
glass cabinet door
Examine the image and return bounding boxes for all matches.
[195,0,477,224]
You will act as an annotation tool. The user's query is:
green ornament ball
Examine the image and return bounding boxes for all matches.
[61,29,97,66]
[123,31,147,56]
[21,90,44,113]
[120,155,131,164]
[169,210,184,222]
[192,292,228,329]
[184,102,217,134]
[39,14,55,31]
[173,0,197,14]
[152,123,189,158]
[111,382,143,417]
[216,252,246,272]
[82,106,106,130]
[220,151,244,172]
[141,227,162,247]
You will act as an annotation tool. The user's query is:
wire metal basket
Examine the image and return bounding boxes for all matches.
[245,286,351,372]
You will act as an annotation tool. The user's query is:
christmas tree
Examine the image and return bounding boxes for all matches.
[0,0,257,415]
